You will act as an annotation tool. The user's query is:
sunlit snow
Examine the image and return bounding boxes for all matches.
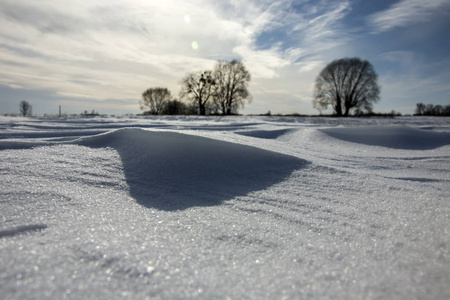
[1,115,449,299]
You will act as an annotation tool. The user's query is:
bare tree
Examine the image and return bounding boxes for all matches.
[140,87,172,115]
[213,60,251,115]
[161,100,188,115]
[415,103,450,116]
[425,104,435,116]
[313,57,380,116]
[19,100,31,116]
[433,105,443,116]
[415,103,426,115]
[179,70,215,115]
[444,105,450,116]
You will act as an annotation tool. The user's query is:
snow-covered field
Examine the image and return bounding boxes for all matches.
[1,115,449,299]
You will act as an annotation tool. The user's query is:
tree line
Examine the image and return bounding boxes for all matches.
[16,58,382,117]
[414,103,450,116]
[140,60,251,115]
[140,57,382,117]
[16,57,448,117]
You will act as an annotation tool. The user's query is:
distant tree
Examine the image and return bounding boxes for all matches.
[415,103,426,115]
[162,100,188,115]
[415,103,450,116]
[140,87,172,115]
[433,105,443,116]
[186,102,200,115]
[313,57,380,116]
[19,100,31,116]
[81,110,99,117]
[443,105,450,116]
[179,70,215,115]
[205,101,220,115]
[424,104,435,116]
[213,60,251,115]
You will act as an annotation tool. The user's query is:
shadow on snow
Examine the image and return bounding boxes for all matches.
[235,129,293,139]
[320,126,450,150]
[78,128,308,211]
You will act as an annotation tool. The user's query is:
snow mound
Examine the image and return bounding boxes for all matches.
[320,125,450,150]
[236,129,293,139]
[77,128,307,210]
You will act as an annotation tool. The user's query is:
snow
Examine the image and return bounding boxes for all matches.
[320,126,450,150]
[76,128,306,210]
[1,115,449,299]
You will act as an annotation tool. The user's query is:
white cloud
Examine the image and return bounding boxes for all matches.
[368,0,450,33]
[296,60,324,73]
[297,1,351,42]
[0,0,355,114]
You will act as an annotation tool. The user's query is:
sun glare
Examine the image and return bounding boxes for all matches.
[191,41,198,50]
[184,15,191,24]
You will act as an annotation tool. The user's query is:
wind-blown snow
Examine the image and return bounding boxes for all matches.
[0,116,449,299]
[320,125,450,150]
[76,128,306,210]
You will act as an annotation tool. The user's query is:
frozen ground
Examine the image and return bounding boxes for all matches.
[0,115,449,299]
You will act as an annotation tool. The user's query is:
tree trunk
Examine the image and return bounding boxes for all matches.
[344,107,350,116]
[199,104,206,115]
[221,103,226,115]
[335,94,343,116]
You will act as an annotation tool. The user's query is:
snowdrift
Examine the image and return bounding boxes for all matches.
[320,125,450,150]
[1,117,449,299]
[77,128,307,210]
[236,129,293,139]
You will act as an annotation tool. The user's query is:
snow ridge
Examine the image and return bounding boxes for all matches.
[76,128,308,210]
[1,116,449,299]
[320,125,450,150]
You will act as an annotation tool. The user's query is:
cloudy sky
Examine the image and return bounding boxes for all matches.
[0,0,449,115]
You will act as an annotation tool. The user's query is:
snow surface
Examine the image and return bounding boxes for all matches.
[1,115,449,299]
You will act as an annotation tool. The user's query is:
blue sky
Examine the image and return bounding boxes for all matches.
[0,0,449,115]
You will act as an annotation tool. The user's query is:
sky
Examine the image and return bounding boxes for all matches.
[0,0,449,116]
